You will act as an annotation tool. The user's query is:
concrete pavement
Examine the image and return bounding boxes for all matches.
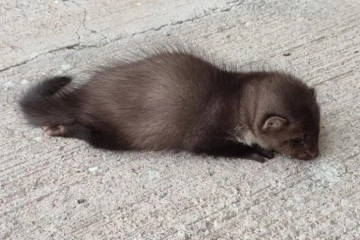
[1,0,360,239]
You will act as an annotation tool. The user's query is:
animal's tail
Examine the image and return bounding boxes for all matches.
[19,76,79,127]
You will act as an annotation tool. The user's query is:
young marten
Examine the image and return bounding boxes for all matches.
[19,51,320,162]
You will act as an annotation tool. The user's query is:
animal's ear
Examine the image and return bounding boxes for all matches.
[262,116,288,132]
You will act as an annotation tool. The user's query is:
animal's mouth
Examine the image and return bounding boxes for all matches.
[293,150,319,160]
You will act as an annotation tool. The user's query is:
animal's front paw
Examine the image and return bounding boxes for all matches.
[260,149,275,159]
[252,144,276,159]
[245,153,268,163]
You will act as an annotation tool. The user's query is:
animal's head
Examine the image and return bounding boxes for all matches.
[253,73,320,160]
[258,112,319,160]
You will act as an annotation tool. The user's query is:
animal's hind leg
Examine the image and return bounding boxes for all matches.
[42,123,126,150]
[42,123,91,141]
[87,127,126,150]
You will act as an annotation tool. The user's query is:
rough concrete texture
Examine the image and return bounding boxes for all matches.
[1,0,360,239]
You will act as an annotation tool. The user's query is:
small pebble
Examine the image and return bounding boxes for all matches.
[88,166,99,173]
[77,199,87,204]
[34,137,42,142]
[3,82,14,90]
[21,79,29,85]
[60,64,71,73]
[148,170,161,180]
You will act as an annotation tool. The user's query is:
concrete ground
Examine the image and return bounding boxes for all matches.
[1,0,360,239]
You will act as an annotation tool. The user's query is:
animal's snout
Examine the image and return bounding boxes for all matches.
[296,147,319,160]
[305,149,319,159]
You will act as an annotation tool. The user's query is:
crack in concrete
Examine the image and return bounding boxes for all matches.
[75,9,83,45]
[0,1,243,73]
[0,44,80,73]
[82,8,111,43]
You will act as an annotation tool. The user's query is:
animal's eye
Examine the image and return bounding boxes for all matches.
[291,138,304,146]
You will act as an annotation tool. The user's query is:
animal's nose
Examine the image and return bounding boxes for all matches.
[305,149,319,159]
[296,147,319,160]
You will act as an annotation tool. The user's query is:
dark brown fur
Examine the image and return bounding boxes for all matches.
[19,51,320,162]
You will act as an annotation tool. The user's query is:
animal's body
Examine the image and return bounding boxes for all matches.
[20,51,320,162]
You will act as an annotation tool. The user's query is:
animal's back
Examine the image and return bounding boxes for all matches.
[77,52,225,150]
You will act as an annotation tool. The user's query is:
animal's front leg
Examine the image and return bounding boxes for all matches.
[203,142,270,163]
[251,144,276,159]
[240,152,269,163]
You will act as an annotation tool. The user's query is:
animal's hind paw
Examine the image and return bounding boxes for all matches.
[42,125,66,136]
